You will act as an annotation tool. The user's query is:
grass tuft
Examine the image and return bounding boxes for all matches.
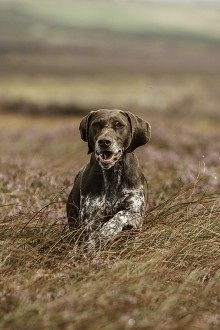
[1,179,219,329]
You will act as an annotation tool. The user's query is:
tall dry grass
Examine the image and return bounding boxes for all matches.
[0,103,219,329]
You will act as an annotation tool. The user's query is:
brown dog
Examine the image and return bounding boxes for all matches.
[66,109,151,241]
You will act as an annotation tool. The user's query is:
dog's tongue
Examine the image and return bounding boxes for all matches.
[102,151,113,160]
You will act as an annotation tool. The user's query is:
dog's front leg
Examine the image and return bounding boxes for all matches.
[99,210,143,238]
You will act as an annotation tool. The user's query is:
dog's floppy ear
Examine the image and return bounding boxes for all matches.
[125,112,151,153]
[79,111,96,154]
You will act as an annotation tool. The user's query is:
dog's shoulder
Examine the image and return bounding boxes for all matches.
[123,152,144,186]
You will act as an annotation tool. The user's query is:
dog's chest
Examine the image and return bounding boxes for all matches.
[79,187,145,231]
[80,192,121,228]
[79,164,145,231]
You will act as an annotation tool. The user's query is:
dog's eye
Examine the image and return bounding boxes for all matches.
[115,121,124,128]
[92,121,101,128]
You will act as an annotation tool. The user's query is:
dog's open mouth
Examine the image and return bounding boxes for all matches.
[96,150,122,168]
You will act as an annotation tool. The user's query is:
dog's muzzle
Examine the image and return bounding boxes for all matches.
[95,149,122,169]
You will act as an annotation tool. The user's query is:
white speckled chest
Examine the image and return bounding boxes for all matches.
[80,187,145,231]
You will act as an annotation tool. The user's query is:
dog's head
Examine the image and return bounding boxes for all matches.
[79,109,151,169]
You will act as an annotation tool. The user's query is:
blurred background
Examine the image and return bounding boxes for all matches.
[0,0,220,209]
[0,0,220,113]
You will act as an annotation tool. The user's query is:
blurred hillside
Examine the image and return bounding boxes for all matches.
[0,0,220,76]
[0,0,220,113]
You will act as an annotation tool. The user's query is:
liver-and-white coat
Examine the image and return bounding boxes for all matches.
[66,109,151,240]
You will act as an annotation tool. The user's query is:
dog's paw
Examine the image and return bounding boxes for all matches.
[100,220,123,238]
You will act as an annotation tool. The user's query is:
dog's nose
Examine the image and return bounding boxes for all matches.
[98,137,112,148]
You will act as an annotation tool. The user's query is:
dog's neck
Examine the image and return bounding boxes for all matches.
[90,152,128,195]
[101,158,124,195]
